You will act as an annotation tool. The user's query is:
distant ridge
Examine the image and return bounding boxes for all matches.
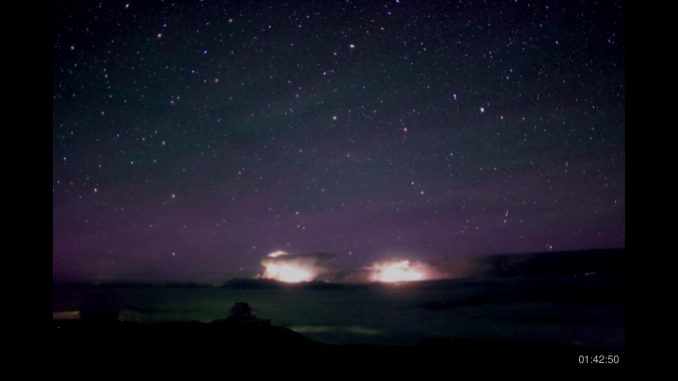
[474,248,624,278]
[53,248,624,287]
[52,281,212,289]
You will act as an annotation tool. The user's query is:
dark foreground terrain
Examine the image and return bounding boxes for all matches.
[53,319,624,374]
[52,250,625,374]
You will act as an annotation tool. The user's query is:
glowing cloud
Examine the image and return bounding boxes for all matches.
[261,262,313,282]
[266,250,289,258]
[369,259,434,283]
[259,250,335,283]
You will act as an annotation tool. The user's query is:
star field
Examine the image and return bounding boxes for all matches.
[53,0,624,283]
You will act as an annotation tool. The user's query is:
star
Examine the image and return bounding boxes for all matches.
[52,0,625,290]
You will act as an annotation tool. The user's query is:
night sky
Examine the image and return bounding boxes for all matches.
[53,0,624,283]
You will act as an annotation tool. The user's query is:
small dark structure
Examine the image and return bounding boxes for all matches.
[79,293,120,322]
[229,302,255,319]
[215,302,271,326]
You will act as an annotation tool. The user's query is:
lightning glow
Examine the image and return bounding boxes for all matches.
[261,263,314,283]
[259,250,318,283]
[369,260,432,283]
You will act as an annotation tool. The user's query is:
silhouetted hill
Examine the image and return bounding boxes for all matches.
[52,319,621,372]
[475,248,624,278]
[52,281,212,289]
[220,278,285,289]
